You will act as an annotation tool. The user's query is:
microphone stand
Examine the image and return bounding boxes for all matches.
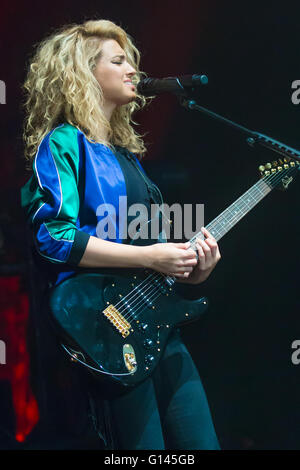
[178,96,300,164]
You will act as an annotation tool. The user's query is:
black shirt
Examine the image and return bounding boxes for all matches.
[113,146,163,245]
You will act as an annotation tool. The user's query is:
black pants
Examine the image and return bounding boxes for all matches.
[108,329,220,450]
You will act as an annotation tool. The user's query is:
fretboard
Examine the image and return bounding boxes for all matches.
[190,177,272,245]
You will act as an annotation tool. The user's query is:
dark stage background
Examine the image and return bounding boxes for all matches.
[0,0,299,450]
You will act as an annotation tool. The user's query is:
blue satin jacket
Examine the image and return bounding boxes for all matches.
[21,122,148,285]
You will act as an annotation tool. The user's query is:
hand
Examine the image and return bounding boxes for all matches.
[179,227,221,285]
[144,241,198,277]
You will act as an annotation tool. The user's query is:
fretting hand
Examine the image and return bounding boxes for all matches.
[177,227,221,285]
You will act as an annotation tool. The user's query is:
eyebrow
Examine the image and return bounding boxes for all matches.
[112,54,126,60]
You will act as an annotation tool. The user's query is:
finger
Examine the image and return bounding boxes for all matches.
[204,237,221,260]
[181,252,197,263]
[175,242,191,250]
[183,248,197,259]
[196,243,207,269]
[175,272,190,279]
[201,226,216,241]
[169,272,187,278]
[176,242,198,257]
[197,238,212,256]
[178,258,197,270]
[175,266,194,274]
[182,258,198,267]
[204,237,219,257]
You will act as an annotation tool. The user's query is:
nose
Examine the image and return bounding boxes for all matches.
[126,63,136,77]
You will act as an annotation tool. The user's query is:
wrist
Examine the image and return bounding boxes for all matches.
[140,245,155,269]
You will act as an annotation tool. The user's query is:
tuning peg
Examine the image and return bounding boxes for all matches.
[265,163,272,170]
[258,165,265,172]
[272,161,278,167]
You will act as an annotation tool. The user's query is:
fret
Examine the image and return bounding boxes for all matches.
[190,177,272,244]
[188,160,298,247]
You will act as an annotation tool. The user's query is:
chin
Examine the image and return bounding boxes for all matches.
[121,94,137,105]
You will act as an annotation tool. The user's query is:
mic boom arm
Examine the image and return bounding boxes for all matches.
[180,98,300,164]
[248,132,300,162]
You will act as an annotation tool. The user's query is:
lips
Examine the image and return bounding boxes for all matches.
[124,81,136,89]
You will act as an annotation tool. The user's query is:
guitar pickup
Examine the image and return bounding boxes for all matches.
[103,304,132,338]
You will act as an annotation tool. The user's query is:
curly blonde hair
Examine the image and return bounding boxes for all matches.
[23,19,150,166]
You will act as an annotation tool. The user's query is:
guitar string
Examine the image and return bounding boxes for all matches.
[189,166,294,245]
[111,272,170,321]
[107,166,296,324]
[195,182,267,243]
[192,178,272,242]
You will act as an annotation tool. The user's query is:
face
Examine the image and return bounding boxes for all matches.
[94,39,137,112]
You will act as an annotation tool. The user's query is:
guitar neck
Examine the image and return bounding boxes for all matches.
[190,177,272,245]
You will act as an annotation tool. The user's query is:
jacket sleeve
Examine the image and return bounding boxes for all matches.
[21,124,90,266]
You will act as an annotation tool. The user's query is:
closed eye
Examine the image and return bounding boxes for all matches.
[112,54,126,65]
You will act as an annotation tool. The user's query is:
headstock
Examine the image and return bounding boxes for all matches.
[258,157,299,190]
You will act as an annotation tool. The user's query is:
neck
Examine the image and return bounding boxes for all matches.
[102,101,116,122]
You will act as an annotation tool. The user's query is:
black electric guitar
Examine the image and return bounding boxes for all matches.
[49,158,299,394]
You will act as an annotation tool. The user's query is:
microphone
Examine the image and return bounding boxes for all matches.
[137,74,208,97]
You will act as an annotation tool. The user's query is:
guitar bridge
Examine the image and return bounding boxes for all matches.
[103,304,132,338]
